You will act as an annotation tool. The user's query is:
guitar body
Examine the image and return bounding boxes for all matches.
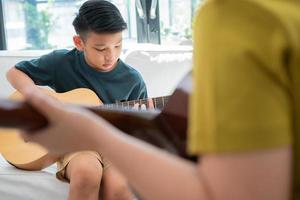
[0,88,101,170]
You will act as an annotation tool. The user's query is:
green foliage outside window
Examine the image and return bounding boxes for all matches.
[24,1,53,49]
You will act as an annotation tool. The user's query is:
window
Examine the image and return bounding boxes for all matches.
[160,0,201,45]
[0,0,202,50]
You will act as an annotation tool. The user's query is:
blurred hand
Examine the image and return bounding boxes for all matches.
[20,88,113,155]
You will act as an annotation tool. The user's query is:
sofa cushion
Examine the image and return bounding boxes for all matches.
[124,44,192,98]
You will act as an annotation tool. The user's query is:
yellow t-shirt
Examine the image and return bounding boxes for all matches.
[188,0,300,198]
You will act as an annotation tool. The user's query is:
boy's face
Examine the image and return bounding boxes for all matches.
[73,31,122,72]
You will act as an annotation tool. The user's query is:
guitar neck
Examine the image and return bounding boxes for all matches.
[103,96,170,110]
[0,99,160,132]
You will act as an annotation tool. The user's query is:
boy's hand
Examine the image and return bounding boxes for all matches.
[133,98,154,110]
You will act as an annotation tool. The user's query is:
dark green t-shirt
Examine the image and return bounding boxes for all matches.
[15,48,148,104]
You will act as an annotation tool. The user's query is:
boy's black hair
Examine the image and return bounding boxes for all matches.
[73,0,127,39]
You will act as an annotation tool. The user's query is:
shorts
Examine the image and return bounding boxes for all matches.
[56,151,110,182]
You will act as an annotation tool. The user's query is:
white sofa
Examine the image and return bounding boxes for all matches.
[123,44,192,98]
[0,50,48,97]
[0,156,68,200]
[0,44,192,200]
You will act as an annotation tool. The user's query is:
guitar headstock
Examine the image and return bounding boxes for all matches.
[156,72,192,159]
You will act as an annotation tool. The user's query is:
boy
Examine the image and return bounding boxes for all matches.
[6,0,147,199]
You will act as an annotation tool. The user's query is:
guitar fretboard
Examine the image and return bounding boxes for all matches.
[103,96,170,110]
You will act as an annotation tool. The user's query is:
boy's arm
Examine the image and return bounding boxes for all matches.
[6,67,37,94]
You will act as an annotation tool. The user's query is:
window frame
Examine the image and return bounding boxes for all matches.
[0,0,7,50]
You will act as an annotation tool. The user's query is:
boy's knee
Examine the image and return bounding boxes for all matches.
[106,181,132,200]
[73,168,102,189]
[68,161,103,189]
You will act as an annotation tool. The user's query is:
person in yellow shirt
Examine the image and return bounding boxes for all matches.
[18,0,300,199]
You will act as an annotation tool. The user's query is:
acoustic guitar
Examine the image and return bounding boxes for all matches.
[0,73,192,170]
[0,87,173,170]
[0,88,100,170]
